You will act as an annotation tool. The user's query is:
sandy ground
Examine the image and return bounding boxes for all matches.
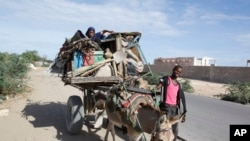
[184,78,227,98]
[0,67,227,141]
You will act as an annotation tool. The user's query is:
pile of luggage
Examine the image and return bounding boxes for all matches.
[49,29,145,84]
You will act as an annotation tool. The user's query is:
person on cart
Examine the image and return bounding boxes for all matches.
[85,26,113,44]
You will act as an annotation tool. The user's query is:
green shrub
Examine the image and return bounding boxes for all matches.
[21,50,41,63]
[0,52,29,95]
[180,79,194,93]
[221,81,250,104]
[142,72,161,85]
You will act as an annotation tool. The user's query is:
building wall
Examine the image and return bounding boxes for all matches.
[154,57,215,66]
[154,57,195,66]
[149,65,250,83]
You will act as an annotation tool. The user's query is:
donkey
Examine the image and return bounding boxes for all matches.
[150,114,185,141]
[104,89,184,141]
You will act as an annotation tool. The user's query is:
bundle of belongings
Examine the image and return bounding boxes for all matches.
[49,29,145,80]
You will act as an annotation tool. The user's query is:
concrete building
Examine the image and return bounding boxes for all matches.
[154,56,216,66]
[247,60,250,67]
[194,57,216,66]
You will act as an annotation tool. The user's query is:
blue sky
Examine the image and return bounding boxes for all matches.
[0,0,250,66]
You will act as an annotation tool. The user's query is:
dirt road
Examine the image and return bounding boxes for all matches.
[0,67,128,141]
[0,67,226,141]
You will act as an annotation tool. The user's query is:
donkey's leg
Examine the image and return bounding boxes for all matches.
[104,122,110,141]
[110,122,116,141]
[104,121,116,141]
[126,126,142,141]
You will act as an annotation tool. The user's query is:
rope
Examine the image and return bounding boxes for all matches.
[127,93,147,141]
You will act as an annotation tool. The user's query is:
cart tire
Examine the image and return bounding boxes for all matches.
[66,95,84,135]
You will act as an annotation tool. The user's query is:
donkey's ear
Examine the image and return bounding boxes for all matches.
[159,114,167,124]
[169,114,183,125]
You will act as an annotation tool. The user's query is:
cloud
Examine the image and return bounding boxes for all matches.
[175,3,250,25]
[0,0,183,36]
[0,0,185,60]
[177,5,201,25]
[201,13,250,22]
[235,33,250,47]
[0,0,249,66]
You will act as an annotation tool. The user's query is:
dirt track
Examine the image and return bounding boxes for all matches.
[0,67,143,141]
[0,67,226,141]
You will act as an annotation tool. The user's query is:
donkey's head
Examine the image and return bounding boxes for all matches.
[150,114,184,141]
[134,77,151,90]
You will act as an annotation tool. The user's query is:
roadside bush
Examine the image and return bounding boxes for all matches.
[180,79,194,93]
[142,72,161,85]
[21,50,41,63]
[142,72,194,94]
[221,81,250,104]
[0,52,29,95]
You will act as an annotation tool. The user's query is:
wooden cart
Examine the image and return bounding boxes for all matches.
[50,31,153,134]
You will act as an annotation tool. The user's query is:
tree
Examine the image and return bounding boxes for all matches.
[21,50,41,63]
[0,52,29,95]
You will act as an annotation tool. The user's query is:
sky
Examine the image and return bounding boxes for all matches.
[0,0,250,67]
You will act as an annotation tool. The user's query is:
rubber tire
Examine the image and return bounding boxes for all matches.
[65,95,84,135]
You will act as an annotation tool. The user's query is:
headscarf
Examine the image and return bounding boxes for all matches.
[85,26,95,38]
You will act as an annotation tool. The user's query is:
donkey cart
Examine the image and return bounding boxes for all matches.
[49,31,154,135]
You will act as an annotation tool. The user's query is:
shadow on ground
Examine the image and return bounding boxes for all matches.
[21,101,128,141]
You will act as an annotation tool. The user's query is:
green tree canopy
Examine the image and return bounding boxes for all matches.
[21,50,41,63]
[0,52,29,95]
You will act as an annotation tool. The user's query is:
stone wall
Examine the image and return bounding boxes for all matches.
[149,65,250,83]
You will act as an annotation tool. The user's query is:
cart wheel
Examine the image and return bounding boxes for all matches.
[66,95,84,135]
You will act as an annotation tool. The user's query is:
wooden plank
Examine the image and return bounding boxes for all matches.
[112,60,118,76]
[101,38,116,43]
[70,76,122,84]
[72,58,113,77]
[80,62,106,77]
[125,86,152,95]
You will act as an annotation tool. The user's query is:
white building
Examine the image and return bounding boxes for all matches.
[194,57,216,66]
[154,56,216,66]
